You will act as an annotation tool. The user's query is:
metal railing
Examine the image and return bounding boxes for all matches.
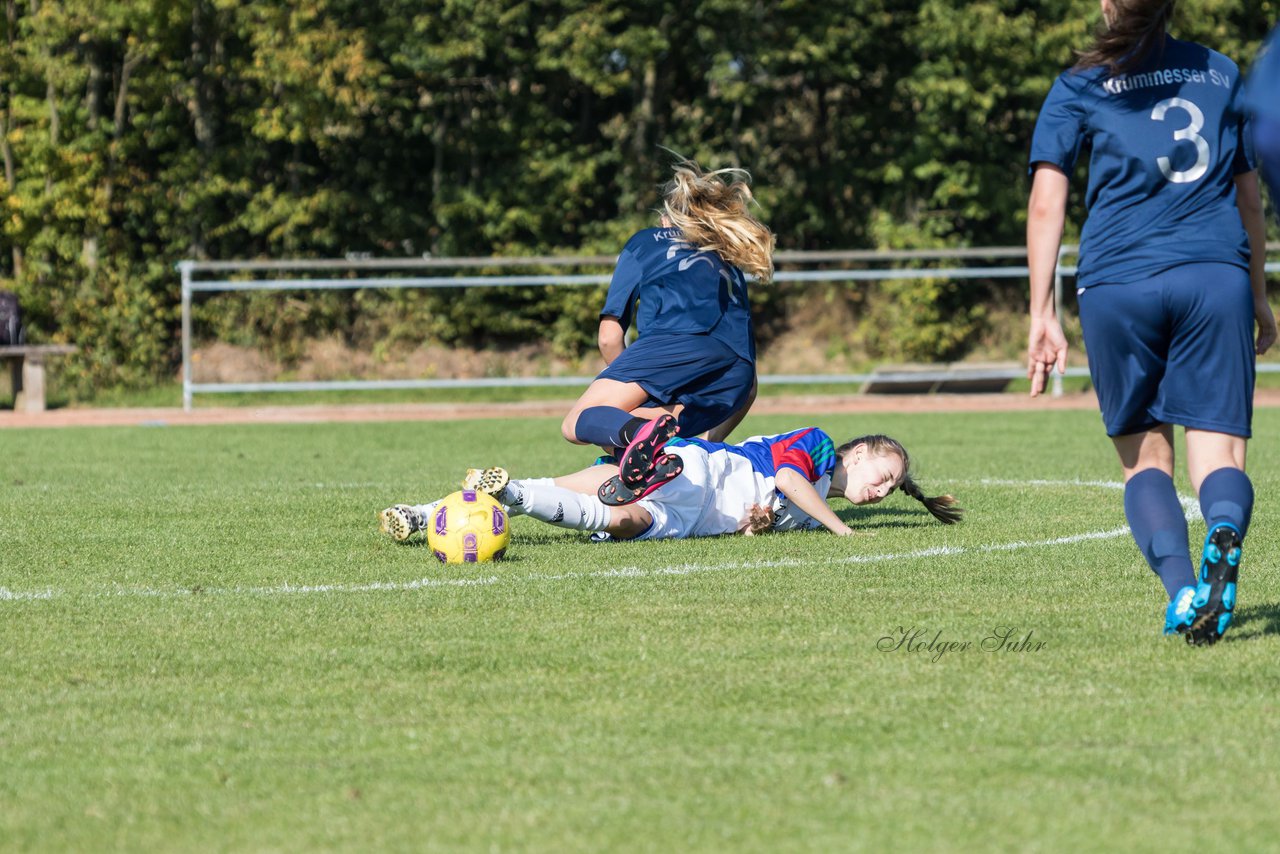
[178,244,1280,410]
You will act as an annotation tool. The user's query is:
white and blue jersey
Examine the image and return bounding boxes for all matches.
[1030,36,1255,288]
[633,428,838,540]
[600,227,755,359]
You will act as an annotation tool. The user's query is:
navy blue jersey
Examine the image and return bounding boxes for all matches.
[1030,36,1255,288]
[1246,24,1280,120]
[1248,26,1280,215]
[600,227,754,358]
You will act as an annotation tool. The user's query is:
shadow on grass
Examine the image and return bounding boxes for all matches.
[397,528,591,551]
[1222,601,1280,642]
[837,506,937,528]
[391,506,945,554]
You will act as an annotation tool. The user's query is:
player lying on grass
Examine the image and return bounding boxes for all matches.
[379,428,961,543]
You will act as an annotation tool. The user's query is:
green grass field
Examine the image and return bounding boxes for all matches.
[3,408,1280,851]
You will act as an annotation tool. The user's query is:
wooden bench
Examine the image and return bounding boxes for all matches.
[0,344,79,413]
[860,362,1020,395]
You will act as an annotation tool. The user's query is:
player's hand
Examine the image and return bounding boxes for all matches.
[1027,316,1068,397]
[1255,297,1278,356]
[739,504,776,536]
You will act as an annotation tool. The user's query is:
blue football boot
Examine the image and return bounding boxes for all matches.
[1163,585,1196,636]
[1185,523,1242,646]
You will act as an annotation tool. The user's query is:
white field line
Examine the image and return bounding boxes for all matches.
[2,478,1200,604]
[0,587,56,602]
[978,477,1202,517]
[306,482,386,489]
[0,576,502,603]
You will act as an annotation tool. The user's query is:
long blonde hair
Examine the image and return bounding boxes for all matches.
[661,160,775,283]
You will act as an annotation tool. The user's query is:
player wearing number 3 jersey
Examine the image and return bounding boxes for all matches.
[1025,0,1277,645]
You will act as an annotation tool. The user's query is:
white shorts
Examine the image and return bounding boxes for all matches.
[633,445,748,540]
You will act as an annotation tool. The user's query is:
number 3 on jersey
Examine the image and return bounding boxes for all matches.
[1151,97,1210,184]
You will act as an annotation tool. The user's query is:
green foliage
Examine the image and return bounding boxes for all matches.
[860,278,988,362]
[0,1,1274,392]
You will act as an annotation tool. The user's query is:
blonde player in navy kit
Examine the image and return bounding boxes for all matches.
[560,160,774,507]
[1027,0,1276,644]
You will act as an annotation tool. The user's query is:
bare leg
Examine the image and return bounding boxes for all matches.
[704,375,757,442]
[602,504,655,540]
[508,470,654,541]
[552,464,620,494]
[561,379,653,444]
[630,402,682,420]
[548,464,651,538]
[1111,424,1175,480]
[1111,424,1196,603]
[1184,429,1246,493]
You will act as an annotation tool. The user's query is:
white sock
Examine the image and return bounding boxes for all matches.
[408,500,441,528]
[500,478,554,516]
[513,482,612,531]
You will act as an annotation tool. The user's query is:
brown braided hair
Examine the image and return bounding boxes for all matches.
[1074,0,1176,76]
[660,158,775,283]
[835,434,964,525]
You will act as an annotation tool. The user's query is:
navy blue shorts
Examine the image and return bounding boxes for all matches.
[597,333,755,437]
[1077,262,1254,438]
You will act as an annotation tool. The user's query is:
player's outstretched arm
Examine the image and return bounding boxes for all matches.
[1234,171,1278,355]
[1026,164,1070,396]
[775,468,854,536]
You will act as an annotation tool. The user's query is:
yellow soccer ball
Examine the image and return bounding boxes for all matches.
[426,490,510,563]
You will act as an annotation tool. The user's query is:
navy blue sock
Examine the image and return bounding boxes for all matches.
[1198,467,1253,539]
[1124,469,1194,598]
[574,406,648,448]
